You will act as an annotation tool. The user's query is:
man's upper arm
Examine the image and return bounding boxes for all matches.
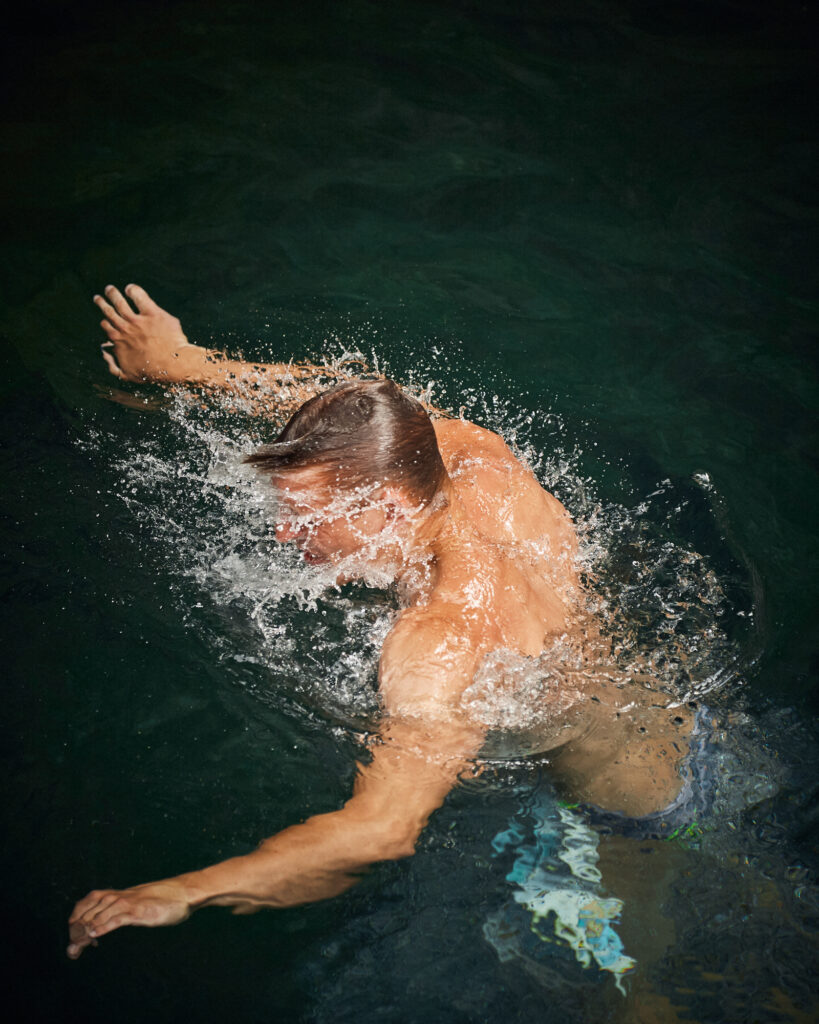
[378,604,484,718]
[335,606,485,849]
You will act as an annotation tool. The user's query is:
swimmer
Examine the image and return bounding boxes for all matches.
[67,284,694,959]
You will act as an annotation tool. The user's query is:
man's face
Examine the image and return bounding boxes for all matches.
[271,471,393,568]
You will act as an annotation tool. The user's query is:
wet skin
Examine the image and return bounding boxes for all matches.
[68,285,693,959]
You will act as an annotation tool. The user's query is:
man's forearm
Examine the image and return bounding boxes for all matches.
[67,714,469,958]
[175,732,461,912]
[158,343,313,389]
[94,283,355,395]
[178,807,417,911]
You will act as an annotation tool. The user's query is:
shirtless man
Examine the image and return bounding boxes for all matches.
[67,284,693,959]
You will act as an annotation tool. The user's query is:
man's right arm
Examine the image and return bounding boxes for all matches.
[94,284,348,394]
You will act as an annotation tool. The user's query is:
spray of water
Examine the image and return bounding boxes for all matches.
[83,342,757,759]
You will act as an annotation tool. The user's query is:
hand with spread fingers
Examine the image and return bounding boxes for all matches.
[67,879,192,959]
[94,283,205,383]
[93,284,320,392]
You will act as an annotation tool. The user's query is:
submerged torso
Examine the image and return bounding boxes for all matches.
[430,421,697,815]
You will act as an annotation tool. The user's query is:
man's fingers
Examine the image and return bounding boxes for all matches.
[67,889,122,959]
[69,889,112,923]
[66,923,100,959]
[104,284,136,320]
[93,294,128,329]
[68,919,96,944]
[82,896,131,933]
[82,894,171,935]
[79,891,122,927]
[101,319,125,342]
[124,283,159,314]
[66,892,133,957]
[101,345,126,380]
[66,936,97,960]
[87,909,139,938]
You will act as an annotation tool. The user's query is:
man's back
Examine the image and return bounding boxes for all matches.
[434,419,577,560]
[432,418,581,640]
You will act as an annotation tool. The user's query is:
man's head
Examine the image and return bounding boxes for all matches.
[244,379,448,568]
[245,378,446,502]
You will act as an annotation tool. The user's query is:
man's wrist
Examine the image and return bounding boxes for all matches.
[169,343,214,382]
[174,853,267,909]
[174,867,221,907]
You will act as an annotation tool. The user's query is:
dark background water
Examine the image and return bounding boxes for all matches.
[1,1,817,1021]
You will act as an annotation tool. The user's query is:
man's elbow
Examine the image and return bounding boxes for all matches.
[367,818,421,862]
[384,829,420,861]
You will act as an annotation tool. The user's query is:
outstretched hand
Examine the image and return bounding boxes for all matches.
[67,879,192,959]
[94,284,205,383]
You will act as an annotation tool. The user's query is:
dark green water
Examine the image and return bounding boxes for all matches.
[2,1,817,1021]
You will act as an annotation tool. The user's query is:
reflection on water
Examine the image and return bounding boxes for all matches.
[485,800,636,995]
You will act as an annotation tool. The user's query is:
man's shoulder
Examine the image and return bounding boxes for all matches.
[432,417,508,453]
[390,597,490,638]
[433,418,529,481]
[433,418,573,539]
[383,595,495,666]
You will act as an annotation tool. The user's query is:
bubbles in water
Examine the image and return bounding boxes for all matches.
[576,476,754,707]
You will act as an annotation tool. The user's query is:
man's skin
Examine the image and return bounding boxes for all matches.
[67,284,693,959]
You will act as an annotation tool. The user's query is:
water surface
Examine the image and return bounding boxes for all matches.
[1,1,817,1021]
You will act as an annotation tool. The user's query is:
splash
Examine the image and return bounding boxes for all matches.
[83,348,756,751]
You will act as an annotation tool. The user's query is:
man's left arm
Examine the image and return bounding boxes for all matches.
[67,610,484,958]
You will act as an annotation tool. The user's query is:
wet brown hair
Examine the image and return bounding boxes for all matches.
[244,379,447,505]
